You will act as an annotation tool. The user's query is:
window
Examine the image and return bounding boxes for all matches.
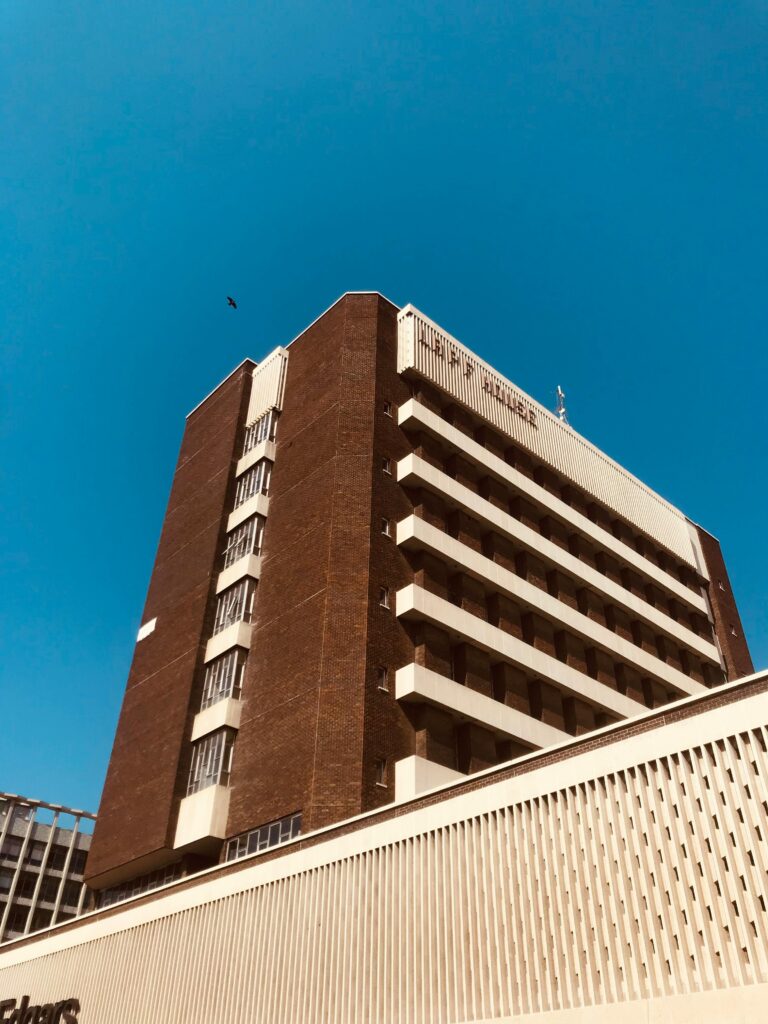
[25,841,46,866]
[47,844,69,871]
[375,759,388,787]
[379,586,390,609]
[383,401,393,417]
[0,869,12,894]
[223,516,265,568]
[225,812,302,862]
[97,864,181,909]
[5,904,29,934]
[381,457,392,475]
[381,518,391,537]
[377,667,389,692]
[213,579,256,634]
[200,649,247,710]
[187,729,236,795]
[1,836,22,862]
[39,875,61,904]
[234,460,272,508]
[69,849,88,876]
[242,409,278,455]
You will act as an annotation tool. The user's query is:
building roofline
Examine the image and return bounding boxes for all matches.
[185,293,400,419]
[0,792,96,820]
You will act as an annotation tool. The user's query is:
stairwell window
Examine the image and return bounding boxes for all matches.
[200,649,247,710]
[381,518,391,537]
[187,729,235,795]
[242,409,278,456]
[377,666,389,692]
[383,401,393,417]
[375,759,388,787]
[213,579,256,634]
[381,457,392,475]
[379,586,390,609]
[234,460,272,508]
[223,516,265,568]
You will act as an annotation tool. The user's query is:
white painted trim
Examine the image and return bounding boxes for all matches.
[203,622,252,663]
[398,515,713,691]
[397,583,647,718]
[396,663,569,748]
[136,618,157,642]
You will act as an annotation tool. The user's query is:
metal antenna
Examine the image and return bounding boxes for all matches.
[555,385,569,425]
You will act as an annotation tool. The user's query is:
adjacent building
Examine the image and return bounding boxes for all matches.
[82,292,751,906]
[0,794,94,945]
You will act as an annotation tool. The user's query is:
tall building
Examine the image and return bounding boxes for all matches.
[0,794,94,945]
[84,292,751,905]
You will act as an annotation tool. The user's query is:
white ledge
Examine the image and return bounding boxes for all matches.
[396,583,648,719]
[397,454,709,629]
[397,515,716,685]
[398,399,709,593]
[394,755,464,802]
[191,697,242,743]
[236,439,276,478]
[204,622,252,663]
[216,554,262,595]
[396,663,569,749]
[227,493,269,533]
[173,786,230,850]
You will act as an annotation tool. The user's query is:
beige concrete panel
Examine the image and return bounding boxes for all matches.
[395,662,568,748]
[397,582,647,718]
[203,621,252,663]
[173,785,231,849]
[394,755,465,801]
[397,306,696,566]
[215,553,262,594]
[236,439,277,477]
[190,697,242,742]
[398,453,708,619]
[398,515,711,692]
[226,492,269,532]
[399,398,709,588]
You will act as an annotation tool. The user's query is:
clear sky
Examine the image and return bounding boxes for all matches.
[1,1,766,814]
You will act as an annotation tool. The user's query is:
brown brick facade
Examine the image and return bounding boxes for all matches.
[226,294,415,837]
[695,525,753,680]
[85,362,254,888]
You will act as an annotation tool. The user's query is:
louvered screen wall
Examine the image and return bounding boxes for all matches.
[397,305,697,568]
[246,347,289,426]
[2,687,768,1023]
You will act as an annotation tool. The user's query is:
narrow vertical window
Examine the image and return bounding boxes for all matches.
[381,457,392,475]
[383,401,393,417]
[379,587,390,609]
[381,518,391,537]
[375,759,388,787]
[377,667,389,692]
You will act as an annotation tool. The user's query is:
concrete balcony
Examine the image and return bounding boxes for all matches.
[191,697,242,742]
[216,553,262,595]
[173,785,230,852]
[395,663,569,750]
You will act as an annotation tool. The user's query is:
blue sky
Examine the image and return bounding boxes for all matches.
[1,1,766,813]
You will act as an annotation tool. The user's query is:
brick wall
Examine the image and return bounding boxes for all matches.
[85,362,254,888]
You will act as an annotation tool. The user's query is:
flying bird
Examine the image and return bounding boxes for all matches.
[227,296,237,309]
